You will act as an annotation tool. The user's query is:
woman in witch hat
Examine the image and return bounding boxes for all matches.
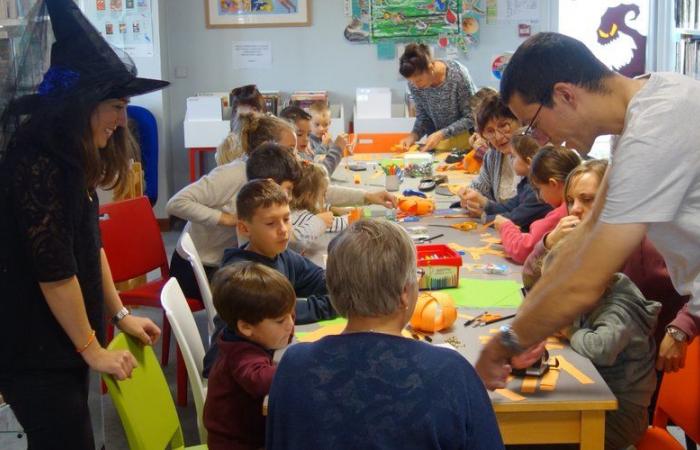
[0,1,169,448]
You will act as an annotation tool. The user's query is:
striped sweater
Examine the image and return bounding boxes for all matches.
[289,209,348,253]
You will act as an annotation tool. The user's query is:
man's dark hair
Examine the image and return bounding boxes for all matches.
[246,142,301,185]
[500,32,614,107]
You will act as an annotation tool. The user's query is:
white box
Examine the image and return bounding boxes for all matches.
[183,120,230,148]
[353,104,416,134]
[355,87,392,119]
[185,96,222,121]
[329,103,345,137]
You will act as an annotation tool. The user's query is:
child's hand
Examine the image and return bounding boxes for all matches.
[545,215,581,249]
[334,133,348,150]
[321,132,332,146]
[364,190,398,208]
[493,215,510,231]
[316,211,334,228]
[399,134,416,150]
[510,341,547,369]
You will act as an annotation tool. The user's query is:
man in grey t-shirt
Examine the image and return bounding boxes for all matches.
[476,32,700,390]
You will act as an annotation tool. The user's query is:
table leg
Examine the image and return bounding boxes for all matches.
[189,148,196,182]
[580,410,606,450]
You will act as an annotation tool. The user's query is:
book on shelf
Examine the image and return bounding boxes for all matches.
[260,90,280,115]
[289,90,328,111]
[676,0,700,29]
[677,35,700,79]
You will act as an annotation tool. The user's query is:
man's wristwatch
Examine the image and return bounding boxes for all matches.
[666,326,688,343]
[111,307,131,325]
[499,324,526,354]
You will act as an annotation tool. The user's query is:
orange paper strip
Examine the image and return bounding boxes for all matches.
[557,355,594,384]
[540,365,560,391]
[495,388,526,402]
[520,376,538,393]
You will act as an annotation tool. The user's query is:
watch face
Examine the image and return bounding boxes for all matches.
[668,327,687,342]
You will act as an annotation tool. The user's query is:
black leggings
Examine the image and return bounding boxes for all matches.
[0,367,94,450]
[169,250,218,301]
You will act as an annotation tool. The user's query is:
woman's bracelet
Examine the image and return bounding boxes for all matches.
[76,329,96,353]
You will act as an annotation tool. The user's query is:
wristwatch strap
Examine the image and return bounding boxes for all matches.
[111,306,131,325]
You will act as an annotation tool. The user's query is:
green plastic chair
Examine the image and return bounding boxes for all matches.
[103,333,208,450]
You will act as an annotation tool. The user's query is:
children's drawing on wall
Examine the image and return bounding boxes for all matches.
[461,0,485,44]
[219,0,297,14]
[345,0,371,43]
[559,0,649,78]
[370,0,462,41]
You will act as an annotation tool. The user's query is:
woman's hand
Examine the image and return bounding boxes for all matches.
[399,133,417,150]
[545,215,581,249]
[423,130,445,152]
[117,314,161,345]
[82,344,138,381]
[364,190,398,208]
[459,188,487,217]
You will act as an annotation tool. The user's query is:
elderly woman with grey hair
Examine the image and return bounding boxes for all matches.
[265,219,503,450]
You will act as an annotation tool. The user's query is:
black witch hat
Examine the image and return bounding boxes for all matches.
[42,0,169,99]
[0,0,170,160]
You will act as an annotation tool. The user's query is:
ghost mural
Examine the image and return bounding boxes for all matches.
[596,3,647,77]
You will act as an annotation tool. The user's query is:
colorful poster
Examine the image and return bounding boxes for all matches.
[344,0,370,43]
[80,0,154,57]
[490,52,512,80]
[370,0,462,41]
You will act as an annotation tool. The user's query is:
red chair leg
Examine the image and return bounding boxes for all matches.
[176,345,188,406]
[161,311,171,366]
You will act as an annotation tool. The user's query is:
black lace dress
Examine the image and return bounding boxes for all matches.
[0,146,104,372]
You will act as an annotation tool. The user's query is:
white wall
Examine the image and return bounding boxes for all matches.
[160,1,554,213]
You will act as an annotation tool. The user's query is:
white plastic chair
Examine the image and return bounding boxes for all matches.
[178,231,216,338]
[160,278,208,444]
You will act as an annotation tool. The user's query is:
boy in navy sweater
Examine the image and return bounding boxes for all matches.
[203,179,336,376]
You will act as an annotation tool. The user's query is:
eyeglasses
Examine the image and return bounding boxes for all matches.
[519,103,543,137]
[481,121,513,141]
[416,268,426,281]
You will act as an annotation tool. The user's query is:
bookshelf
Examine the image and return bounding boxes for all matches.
[675,0,700,78]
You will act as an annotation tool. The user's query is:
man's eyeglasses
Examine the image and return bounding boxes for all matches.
[519,103,543,137]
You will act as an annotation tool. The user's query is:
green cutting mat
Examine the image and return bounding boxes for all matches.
[442,278,523,308]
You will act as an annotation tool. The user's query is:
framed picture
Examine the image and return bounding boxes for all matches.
[205,0,311,28]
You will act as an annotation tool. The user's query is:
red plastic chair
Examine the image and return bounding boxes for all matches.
[99,196,204,406]
[636,338,700,450]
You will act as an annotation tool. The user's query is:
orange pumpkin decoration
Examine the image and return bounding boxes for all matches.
[398,196,434,216]
[462,149,482,174]
[410,292,458,333]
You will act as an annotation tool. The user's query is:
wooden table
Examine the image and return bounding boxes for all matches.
[287,155,618,448]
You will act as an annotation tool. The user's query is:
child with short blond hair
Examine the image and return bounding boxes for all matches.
[204,261,295,450]
[307,101,350,166]
[289,162,348,252]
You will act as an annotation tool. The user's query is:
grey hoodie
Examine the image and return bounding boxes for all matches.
[569,273,660,449]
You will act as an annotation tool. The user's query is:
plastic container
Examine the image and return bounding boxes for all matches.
[416,244,462,290]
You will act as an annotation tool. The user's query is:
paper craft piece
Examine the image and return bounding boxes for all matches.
[410,292,458,333]
[539,363,560,391]
[296,322,347,342]
[399,197,435,216]
[443,278,523,308]
[480,236,502,245]
[520,375,538,393]
[495,388,526,401]
[458,313,474,320]
[464,243,506,260]
[447,242,469,253]
[557,355,594,384]
[479,220,495,232]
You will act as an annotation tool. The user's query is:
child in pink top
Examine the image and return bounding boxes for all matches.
[493,146,580,264]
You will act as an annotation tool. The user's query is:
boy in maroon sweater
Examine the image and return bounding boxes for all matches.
[203,261,295,450]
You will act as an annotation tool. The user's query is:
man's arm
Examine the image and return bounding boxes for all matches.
[476,219,647,389]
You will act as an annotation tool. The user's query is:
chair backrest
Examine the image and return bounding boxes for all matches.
[127,105,159,205]
[178,232,216,337]
[161,278,208,443]
[99,196,168,282]
[653,338,700,443]
[103,333,186,450]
